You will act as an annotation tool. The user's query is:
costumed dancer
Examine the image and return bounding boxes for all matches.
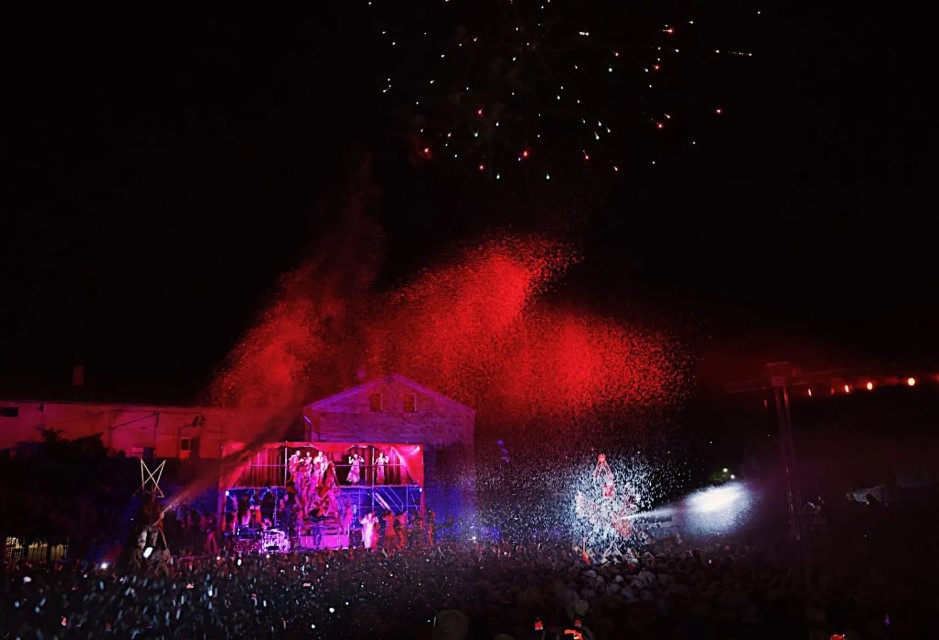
[298,451,313,514]
[360,511,379,550]
[323,456,337,488]
[397,511,409,548]
[312,450,326,488]
[593,453,616,499]
[375,450,387,484]
[288,450,301,483]
[382,511,398,549]
[347,452,362,484]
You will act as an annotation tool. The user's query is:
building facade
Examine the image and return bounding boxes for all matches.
[2,374,478,527]
[303,374,477,526]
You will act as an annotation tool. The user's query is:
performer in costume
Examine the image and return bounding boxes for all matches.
[312,450,326,488]
[593,453,616,499]
[347,452,363,484]
[360,511,379,550]
[382,511,397,549]
[375,450,388,484]
[397,511,409,548]
[296,452,312,513]
[323,455,337,490]
[288,450,302,483]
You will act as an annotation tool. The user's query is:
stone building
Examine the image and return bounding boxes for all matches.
[302,374,477,526]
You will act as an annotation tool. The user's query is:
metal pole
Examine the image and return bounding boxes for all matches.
[771,373,810,587]
[771,377,802,540]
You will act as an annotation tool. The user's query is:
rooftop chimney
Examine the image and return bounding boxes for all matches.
[72,365,85,387]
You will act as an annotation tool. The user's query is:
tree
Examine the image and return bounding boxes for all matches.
[0,430,138,561]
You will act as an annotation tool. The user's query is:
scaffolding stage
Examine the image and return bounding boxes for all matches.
[220,441,425,551]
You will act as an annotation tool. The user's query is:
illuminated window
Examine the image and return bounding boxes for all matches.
[403,394,417,413]
[369,393,382,412]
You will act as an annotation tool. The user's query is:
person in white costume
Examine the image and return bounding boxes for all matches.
[347,452,363,484]
[360,511,379,549]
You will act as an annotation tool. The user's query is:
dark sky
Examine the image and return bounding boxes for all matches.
[1,4,934,390]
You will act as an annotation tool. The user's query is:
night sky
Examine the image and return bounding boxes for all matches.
[1,4,934,392]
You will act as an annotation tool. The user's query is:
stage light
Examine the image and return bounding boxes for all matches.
[143,547,154,559]
[99,562,108,570]
[722,467,729,473]
[689,483,744,513]
[908,377,917,386]
[844,384,850,393]
[807,388,812,397]
[866,381,874,391]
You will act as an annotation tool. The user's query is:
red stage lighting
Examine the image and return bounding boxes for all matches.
[907,377,917,386]
[866,381,874,391]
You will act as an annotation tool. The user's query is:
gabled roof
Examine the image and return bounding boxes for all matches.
[305,374,475,416]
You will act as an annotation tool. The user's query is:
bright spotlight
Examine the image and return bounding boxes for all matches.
[99,562,109,570]
[722,467,729,474]
[844,384,851,393]
[676,481,755,536]
[908,377,917,386]
[690,484,743,513]
[866,381,874,391]
[143,547,154,559]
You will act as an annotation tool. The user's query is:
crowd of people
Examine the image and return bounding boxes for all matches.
[4,493,939,640]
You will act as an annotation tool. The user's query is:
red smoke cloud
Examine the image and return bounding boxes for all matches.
[370,235,683,425]
[211,210,686,436]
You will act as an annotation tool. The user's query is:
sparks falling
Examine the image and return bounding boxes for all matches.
[363,0,755,184]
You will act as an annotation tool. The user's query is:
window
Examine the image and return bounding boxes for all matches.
[369,393,382,412]
[180,438,192,452]
[403,394,417,413]
[0,407,19,418]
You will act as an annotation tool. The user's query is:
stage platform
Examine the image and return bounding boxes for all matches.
[225,483,422,552]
